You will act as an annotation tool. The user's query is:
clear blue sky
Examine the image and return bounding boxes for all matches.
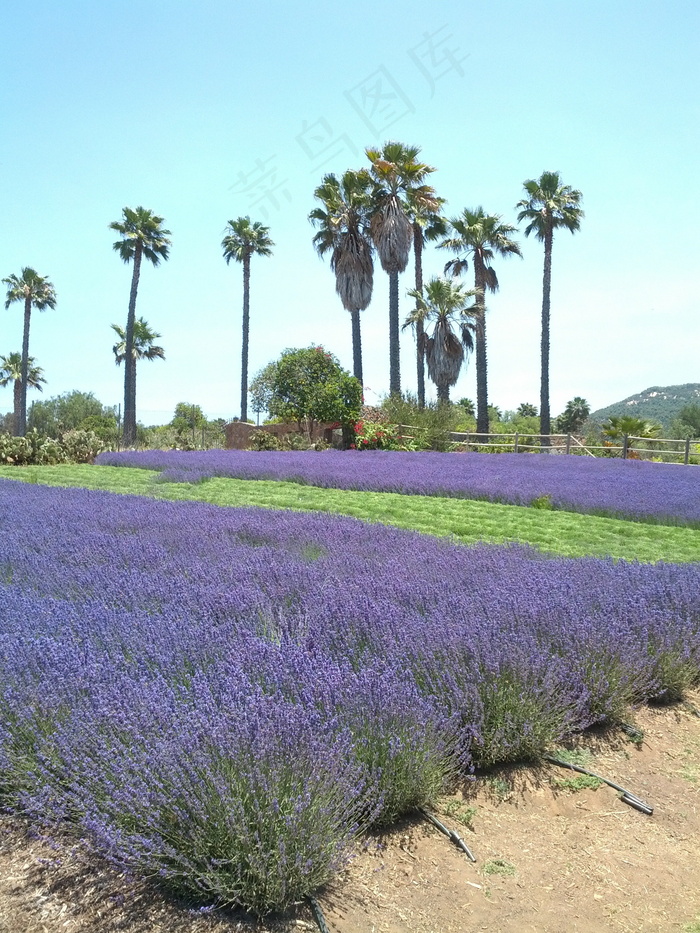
[1,0,698,425]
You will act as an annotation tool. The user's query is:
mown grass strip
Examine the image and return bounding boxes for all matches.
[1,463,699,563]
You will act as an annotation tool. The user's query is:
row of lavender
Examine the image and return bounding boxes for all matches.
[2,480,699,913]
[95,449,700,526]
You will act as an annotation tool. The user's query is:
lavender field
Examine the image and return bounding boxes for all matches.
[96,449,700,526]
[1,477,699,913]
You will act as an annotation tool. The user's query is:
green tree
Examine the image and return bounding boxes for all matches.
[171,402,207,442]
[252,346,362,440]
[439,208,521,435]
[28,390,117,439]
[366,142,438,396]
[516,172,584,443]
[222,217,274,423]
[0,352,46,435]
[110,206,171,446]
[671,403,700,439]
[556,397,590,434]
[310,170,374,385]
[2,267,57,436]
[405,277,477,404]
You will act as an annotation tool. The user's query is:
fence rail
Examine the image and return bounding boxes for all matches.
[394,427,699,465]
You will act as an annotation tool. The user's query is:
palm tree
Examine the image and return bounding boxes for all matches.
[556,397,589,434]
[602,415,661,441]
[516,172,583,444]
[404,277,477,403]
[110,207,171,446]
[2,268,57,437]
[0,352,46,435]
[112,318,165,362]
[409,194,447,408]
[366,142,438,396]
[310,170,374,385]
[111,319,164,435]
[222,217,274,423]
[517,402,538,418]
[439,208,521,435]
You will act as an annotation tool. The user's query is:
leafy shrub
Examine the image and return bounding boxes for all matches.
[380,394,459,451]
[280,433,311,451]
[249,430,281,451]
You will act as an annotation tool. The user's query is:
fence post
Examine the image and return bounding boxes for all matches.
[622,434,629,459]
[566,434,571,455]
[685,437,691,466]
[514,432,519,453]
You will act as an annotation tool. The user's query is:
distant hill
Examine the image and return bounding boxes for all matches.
[591,384,700,433]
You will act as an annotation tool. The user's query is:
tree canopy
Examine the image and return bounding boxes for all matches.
[27,390,117,439]
[250,346,362,434]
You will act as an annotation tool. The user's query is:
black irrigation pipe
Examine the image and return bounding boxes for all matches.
[419,807,477,862]
[544,755,654,815]
[619,721,644,741]
[307,895,331,933]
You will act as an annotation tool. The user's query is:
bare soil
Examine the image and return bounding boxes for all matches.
[1,695,699,933]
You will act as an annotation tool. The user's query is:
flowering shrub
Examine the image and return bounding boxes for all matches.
[353,420,405,450]
[1,480,699,910]
[95,449,700,525]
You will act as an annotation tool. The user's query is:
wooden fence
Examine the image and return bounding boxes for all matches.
[395,428,699,465]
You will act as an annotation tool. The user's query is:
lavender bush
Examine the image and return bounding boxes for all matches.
[1,480,699,911]
[96,449,700,525]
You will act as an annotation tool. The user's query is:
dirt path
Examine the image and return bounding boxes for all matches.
[1,697,699,933]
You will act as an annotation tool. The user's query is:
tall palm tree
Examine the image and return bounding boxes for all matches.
[0,352,46,435]
[439,208,521,435]
[310,170,374,385]
[222,217,274,422]
[409,194,447,409]
[366,142,438,397]
[2,267,57,436]
[110,206,171,446]
[516,172,583,444]
[404,277,477,403]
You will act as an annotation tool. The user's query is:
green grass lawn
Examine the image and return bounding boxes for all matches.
[2,463,699,563]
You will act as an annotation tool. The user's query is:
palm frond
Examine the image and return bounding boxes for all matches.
[111,206,172,265]
[222,215,274,263]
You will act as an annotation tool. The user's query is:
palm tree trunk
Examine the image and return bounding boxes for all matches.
[437,383,450,404]
[240,253,251,422]
[540,226,553,446]
[123,244,143,447]
[13,379,21,436]
[413,224,426,409]
[350,310,363,387]
[389,271,401,396]
[18,296,31,436]
[473,261,489,436]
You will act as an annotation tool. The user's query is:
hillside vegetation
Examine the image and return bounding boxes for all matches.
[591,383,700,432]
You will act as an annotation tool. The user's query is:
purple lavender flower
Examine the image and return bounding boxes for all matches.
[1,479,699,911]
